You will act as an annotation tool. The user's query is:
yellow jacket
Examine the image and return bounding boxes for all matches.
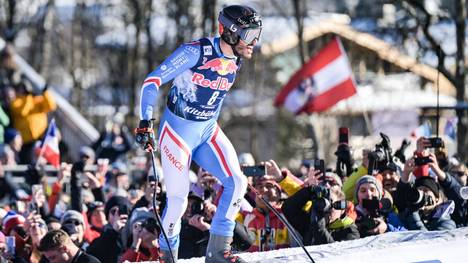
[10,90,57,144]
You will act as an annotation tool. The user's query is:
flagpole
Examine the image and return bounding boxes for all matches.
[35,118,55,169]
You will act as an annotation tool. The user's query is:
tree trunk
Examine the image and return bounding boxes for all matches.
[292,0,306,64]
[455,0,467,160]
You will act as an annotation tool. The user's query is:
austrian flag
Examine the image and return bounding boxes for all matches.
[274,37,357,114]
[38,119,60,168]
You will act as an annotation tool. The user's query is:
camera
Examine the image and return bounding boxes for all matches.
[335,127,353,178]
[189,195,205,216]
[406,188,434,209]
[394,139,410,163]
[427,137,444,148]
[310,185,330,200]
[368,133,393,174]
[338,127,349,144]
[414,156,432,166]
[242,165,266,177]
[359,197,391,232]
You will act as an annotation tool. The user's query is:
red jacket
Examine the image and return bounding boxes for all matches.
[239,207,289,252]
[119,247,159,262]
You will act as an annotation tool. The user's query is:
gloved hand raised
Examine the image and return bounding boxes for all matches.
[135,120,157,152]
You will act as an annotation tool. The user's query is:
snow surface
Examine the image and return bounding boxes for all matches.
[172,227,468,263]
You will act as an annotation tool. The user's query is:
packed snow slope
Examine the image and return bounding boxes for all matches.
[177,227,468,263]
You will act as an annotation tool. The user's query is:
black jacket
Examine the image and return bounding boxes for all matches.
[283,186,360,245]
[71,250,101,263]
[86,224,124,263]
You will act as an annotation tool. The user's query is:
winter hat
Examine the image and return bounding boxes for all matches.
[105,195,131,218]
[2,211,26,235]
[415,176,440,198]
[60,210,84,226]
[79,146,95,160]
[121,207,155,247]
[255,175,282,193]
[4,128,20,144]
[355,175,383,201]
[319,172,343,187]
[128,207,154,228]
[238,152,255,166]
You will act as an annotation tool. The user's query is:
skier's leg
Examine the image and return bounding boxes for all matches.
[193,124,248,263]
[157,121,193,261]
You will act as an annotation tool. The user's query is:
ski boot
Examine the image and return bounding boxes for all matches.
[205,234,246,263]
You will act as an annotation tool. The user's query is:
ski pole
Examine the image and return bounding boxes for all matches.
[247,184,315,263]
[149,150,175,263]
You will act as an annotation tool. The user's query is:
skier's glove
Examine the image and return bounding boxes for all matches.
[135,119,157,152]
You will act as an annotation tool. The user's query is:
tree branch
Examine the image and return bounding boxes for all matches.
[401,0,456,85]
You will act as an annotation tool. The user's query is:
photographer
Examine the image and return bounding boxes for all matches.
[399,157,456,231]
[282,183,359,245]
[239,175,289,252]
[354,176,406,237]
[178,194,211,259]
[179,193,253,258]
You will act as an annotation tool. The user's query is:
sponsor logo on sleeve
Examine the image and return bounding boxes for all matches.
[203,46,212,55]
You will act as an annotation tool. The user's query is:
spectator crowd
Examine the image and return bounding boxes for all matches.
[0,44,467,263]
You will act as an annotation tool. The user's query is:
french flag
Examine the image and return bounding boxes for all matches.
[274,37,357,114]
[38,119,60,168]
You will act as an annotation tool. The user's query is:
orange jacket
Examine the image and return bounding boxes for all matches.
[10,90,56,144]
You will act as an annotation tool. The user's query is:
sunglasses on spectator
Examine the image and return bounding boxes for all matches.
[319,179,338,187]
[454,171,466,177]
[110,206,129,216]
[31,222,47,229]
[331,200,347,210]
[142,218,159,235]
[64,219,82,226]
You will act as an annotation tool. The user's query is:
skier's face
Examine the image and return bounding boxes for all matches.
[234,39,257,59]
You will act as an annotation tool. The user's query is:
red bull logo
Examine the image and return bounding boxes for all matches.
[192,73,233,91]
[198,58,238,76]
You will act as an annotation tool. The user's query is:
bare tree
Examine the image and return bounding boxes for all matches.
[399,0,467,160]
[202,0,217,36]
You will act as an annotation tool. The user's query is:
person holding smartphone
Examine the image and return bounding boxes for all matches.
[86,196,131,263]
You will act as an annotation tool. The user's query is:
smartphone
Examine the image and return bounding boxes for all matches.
[427,137,444,148]
[31,184,43,196]
[338,127,349,144]
[6,236,15,256]
[414,156,433,166]
[242,165,266,177]
[314,159,325,174]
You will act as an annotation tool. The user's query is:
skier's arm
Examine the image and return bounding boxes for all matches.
[139,43,201,120]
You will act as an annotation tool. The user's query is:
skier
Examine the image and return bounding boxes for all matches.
[134,5,262,263]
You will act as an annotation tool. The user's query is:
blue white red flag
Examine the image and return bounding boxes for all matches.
[274,37,357,114]
[444,117,457,140]
[411,122,432,138]
[38,119,60,168]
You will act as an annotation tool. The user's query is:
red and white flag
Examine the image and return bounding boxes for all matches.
[37,119,60,168]
[274,37,357,114]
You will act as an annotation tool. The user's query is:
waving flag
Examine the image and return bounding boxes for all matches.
[274,37,357,114]
[411,122,432,138]
[37,119,60,168]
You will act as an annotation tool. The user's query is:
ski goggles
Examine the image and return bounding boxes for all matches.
[219,15,262,44]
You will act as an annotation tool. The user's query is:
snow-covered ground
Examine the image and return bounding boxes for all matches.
[177,227,468,263]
